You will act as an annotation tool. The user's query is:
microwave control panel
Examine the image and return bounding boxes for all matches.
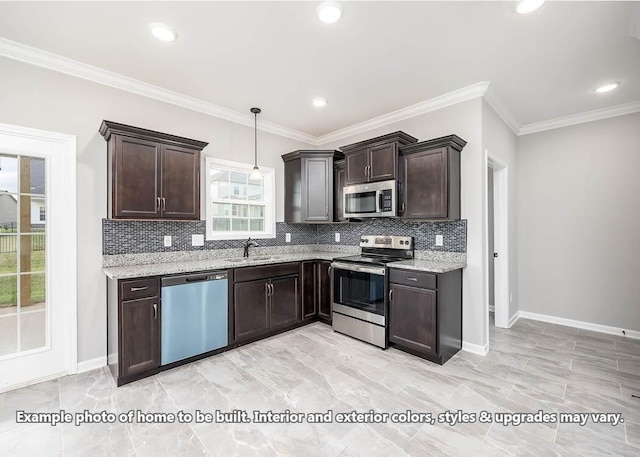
[381,189,393,212]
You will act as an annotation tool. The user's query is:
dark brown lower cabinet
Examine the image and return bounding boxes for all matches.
[389,284,436,354]
[317,261,332,323]
[271,276,300,329]
[233,263,301,343]
[300,260,332,324]
[107,277,160,386]
[233,279,269,341]
[388,268,462,364]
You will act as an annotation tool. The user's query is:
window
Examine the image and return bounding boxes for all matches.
[205,157,275,240]
[39,206,45,222]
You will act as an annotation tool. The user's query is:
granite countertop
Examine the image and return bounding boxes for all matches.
[103,247,467,279]
[387,258,466,274]
[104,251,342,279]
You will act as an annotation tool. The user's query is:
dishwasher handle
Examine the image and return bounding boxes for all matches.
[162,271,228,287]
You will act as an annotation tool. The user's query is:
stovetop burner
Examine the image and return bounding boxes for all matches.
[336,235,414,266]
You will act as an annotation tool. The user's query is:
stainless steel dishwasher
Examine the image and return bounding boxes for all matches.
[161,271,228,365]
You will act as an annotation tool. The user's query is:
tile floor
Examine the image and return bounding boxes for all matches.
[0,318,639,456]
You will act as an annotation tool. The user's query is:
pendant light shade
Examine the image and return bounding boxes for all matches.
[250,107,262,180]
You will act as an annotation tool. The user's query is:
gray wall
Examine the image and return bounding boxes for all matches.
[517,112,640,331]
[0,57,314,363]
[319,99,487,350]
[482,100,519,321]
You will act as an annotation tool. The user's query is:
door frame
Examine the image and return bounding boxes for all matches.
[486,155,510,329]
[0,122,77,391]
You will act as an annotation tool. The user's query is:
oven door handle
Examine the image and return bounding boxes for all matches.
[331,262,386,276]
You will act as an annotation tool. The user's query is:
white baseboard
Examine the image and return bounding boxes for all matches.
[77,356,107,373]
[462,341,489,356]
[508,311,521,328]
[518,311,640,340]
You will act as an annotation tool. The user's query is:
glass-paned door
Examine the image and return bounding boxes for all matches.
[0,154,47,357]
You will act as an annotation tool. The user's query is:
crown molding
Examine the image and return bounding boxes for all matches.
[0,37,317,145]
[483,86,521,135]
[518,100,640,136]
[315,82,490,146]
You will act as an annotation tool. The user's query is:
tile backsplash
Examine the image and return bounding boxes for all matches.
[103,219,466,255]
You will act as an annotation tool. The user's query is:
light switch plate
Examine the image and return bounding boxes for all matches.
[163,235,172,247]
[335,233,340,242]
[435,235,444,246]
[285,233,291,243]
[192,234,204,246]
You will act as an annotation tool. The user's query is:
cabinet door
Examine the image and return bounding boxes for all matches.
[389,284,437,355]
[345,149,369,185]
[120,297,159,377]
[161,145,200,220]
[234,280,269,341]
[368,143,397,182]
[402,147,448,219]
[270,276,300,329]
[334,164,346,221]
[113,136,161,219]
[301,262,317,319]
[317,261,332,322]
[302,157,331,221]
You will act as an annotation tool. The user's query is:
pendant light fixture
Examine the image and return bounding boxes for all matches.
[249,107,262,180]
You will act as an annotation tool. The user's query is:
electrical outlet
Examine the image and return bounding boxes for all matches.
[163,235,172,247]
[335,233,340,242]
[435,235,444,246]
[192,234,204,247]
[285,233,291,243]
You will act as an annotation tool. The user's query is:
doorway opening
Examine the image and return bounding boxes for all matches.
[487,157,509,329]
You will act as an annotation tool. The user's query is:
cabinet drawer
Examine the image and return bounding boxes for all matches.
[121,278,158,300]
[234,262,300,283]
[389,269,436,289]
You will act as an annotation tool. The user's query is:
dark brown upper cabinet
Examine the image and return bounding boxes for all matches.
[282,149,344,223]
[398,135,466,221]
[340,131,418,185]
[333,160,347,222]
[100,120,208,220]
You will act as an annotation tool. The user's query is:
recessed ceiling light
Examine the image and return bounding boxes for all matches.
[595,82,620,93]
[516,0,545,15]
[312,97,327,108]
[149,22,176,42]
[317,2,343,24]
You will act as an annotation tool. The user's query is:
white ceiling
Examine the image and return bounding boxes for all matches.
[0,1,638,138]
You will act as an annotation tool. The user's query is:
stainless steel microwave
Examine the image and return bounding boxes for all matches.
[343,180,397,218]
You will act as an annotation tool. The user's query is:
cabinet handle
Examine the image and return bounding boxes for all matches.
[156,197,161,211]
[270,283,274,296]
[401,202,406,212]
[266,283,270,297]
[325,206,328,217]
[153,303,157,319]
[389,290,393,302]
[406,277,418,282]
[328,266,332,275]
[162,197,166,211]
[130,286,148,292]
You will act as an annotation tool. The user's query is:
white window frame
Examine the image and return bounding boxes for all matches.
[205,157,276,241]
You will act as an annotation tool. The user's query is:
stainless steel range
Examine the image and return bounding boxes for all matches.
[331,235,414,348]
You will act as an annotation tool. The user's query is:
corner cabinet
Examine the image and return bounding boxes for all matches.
[388,268,462,364]
[398,135,466,220]
[282,150,344,223]
[107,277,160,386]
[100,120,208,220]
[340,131,418,185]
[301,260,332,324]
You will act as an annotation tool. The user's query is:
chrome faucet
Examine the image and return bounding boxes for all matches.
[243,237,259,257]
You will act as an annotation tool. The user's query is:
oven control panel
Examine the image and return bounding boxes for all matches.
[359,235,413,250]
